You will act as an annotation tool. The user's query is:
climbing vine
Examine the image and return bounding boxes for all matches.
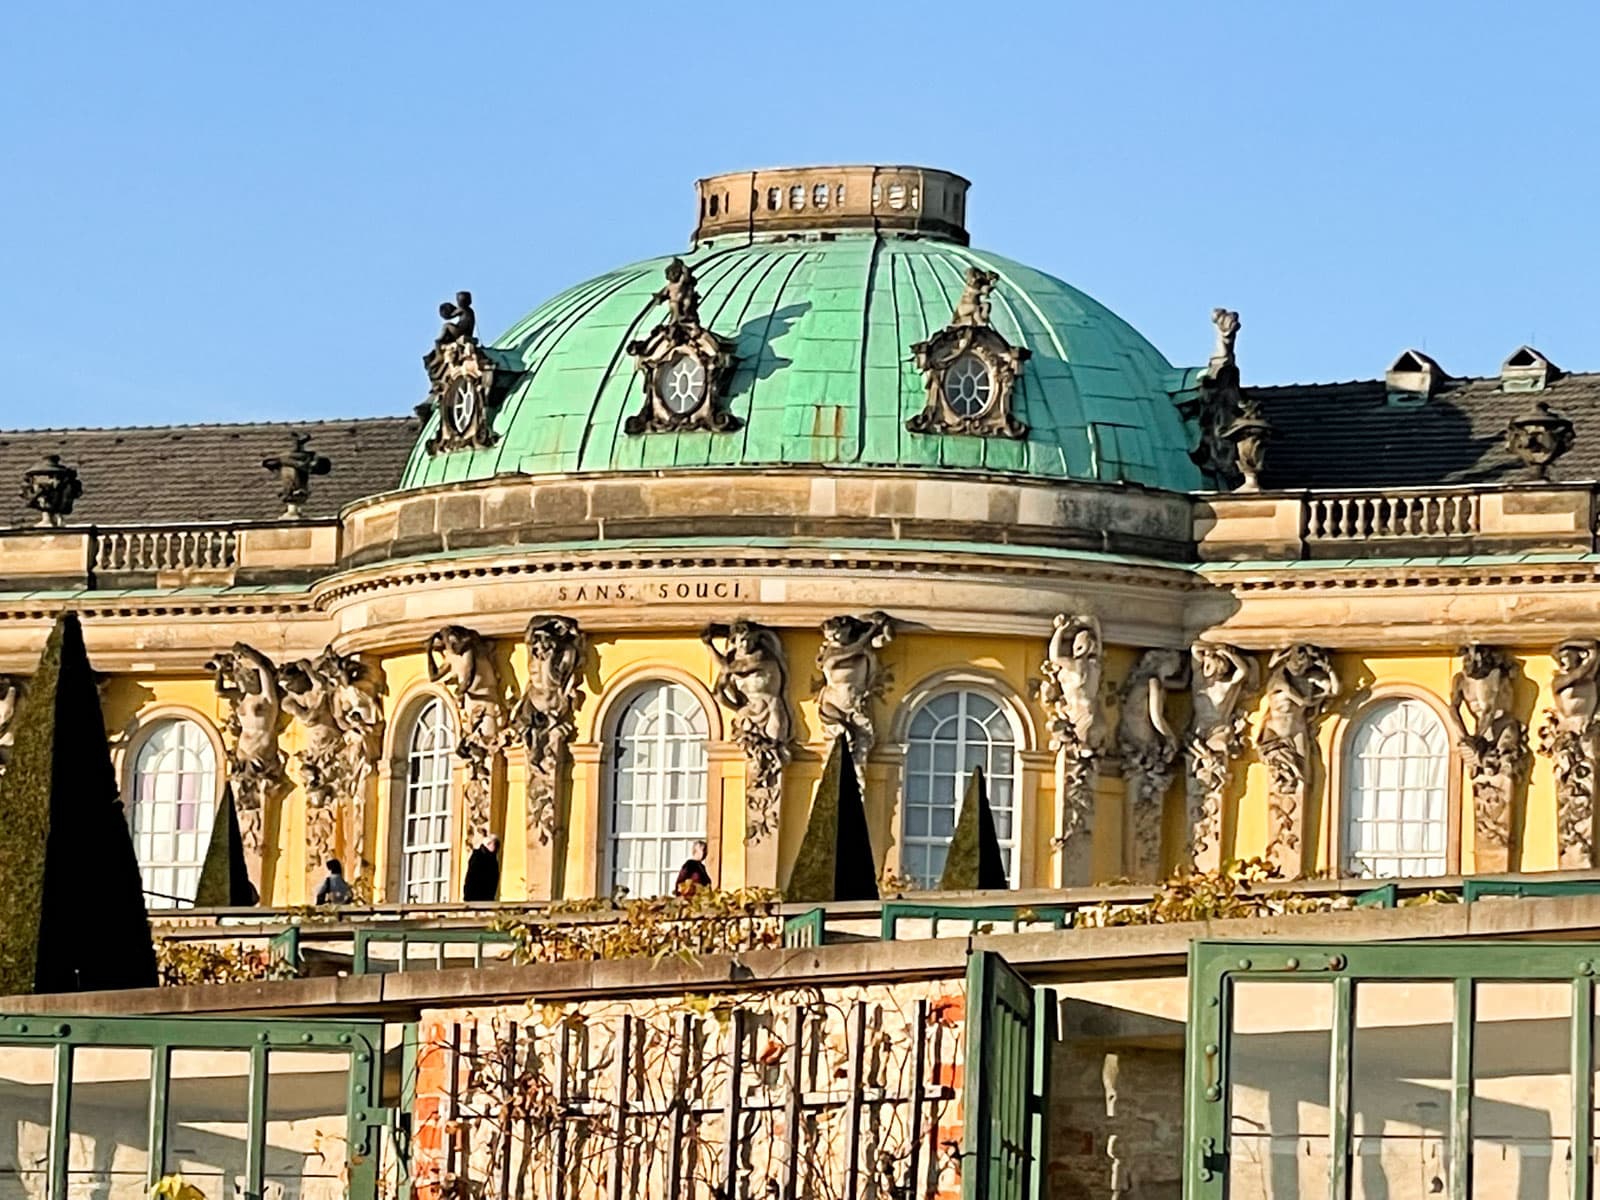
[153,937,296,986]
[491,887,784,965]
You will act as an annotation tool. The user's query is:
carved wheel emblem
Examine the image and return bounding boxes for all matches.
[942,354,993,417]
[659,351,708,415]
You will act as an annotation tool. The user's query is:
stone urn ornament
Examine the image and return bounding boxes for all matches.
[1505,401,1575,481]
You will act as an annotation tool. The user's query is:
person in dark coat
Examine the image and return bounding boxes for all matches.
[463,835,501,902]
[315,859,353,906]
[675,839,713,893]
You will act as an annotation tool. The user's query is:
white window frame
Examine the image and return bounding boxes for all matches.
[400,697,456,904]
[900,687,1021,889]
[129,717,219,908]
[605,681,709,898]
[1342,697,1451,879]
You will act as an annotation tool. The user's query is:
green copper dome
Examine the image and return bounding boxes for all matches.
[400,229,1199,491]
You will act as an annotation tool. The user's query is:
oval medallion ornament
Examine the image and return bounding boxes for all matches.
[660,351,708,415]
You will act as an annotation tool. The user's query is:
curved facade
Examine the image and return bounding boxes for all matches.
[5,161,1600,908]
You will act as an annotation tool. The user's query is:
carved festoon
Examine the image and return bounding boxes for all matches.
[262,433,332,519]
[510,615,586,847]
[427,625,508,848]
[1505,400,1575,481]
[906,266,1030,439]
[704,619,791,842]
[20,455,83,528]
[1256,644,1338,876]
[1539,639,1600,867]
[624,258,740,435]
[1448,645,1527,864]
[0,674,22,775]
[1185,643,1255,871]
[1116,649,1189,879]
[206,644,290,875]
[812,611,894,765]
[279,647,383,878]
[422,291,502,454]
[1038,614,1105,847]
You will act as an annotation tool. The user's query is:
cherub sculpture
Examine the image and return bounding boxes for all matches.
[813,611,894,761]
[705,619,791,840]
[436,291,476,346]
[951,267,998,328]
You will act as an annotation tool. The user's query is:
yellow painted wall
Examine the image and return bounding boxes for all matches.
[111,636,1574,905]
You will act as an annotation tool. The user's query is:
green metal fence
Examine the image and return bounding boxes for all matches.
[1185,939,1600,1199]
[0,1014,389,1200]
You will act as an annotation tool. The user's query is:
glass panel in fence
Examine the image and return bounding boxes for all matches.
[264,1051,349,1200]
[1227,980,1333,1198]
[166,1049,250,1197]
[1472,982,1572,1200]
[1350,982,1451,1200]
[0,1046,54,1200]
[66,1047,152,1200]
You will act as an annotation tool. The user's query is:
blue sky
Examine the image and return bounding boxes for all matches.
[5,2,1598,429]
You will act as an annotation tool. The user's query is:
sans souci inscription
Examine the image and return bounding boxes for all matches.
[544,578,756,605]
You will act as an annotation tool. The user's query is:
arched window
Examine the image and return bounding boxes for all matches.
[1343,698,1450,878]
[129,718,218,907]
[901,689,1019,889]
[400,698,456,903]
[608,681,708,897]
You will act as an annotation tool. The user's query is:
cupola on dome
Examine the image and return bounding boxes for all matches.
[401,165,1199,492]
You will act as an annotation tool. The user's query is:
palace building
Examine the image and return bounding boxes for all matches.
[6,164,1600,1200]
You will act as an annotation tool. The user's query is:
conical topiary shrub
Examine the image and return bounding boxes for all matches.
[0,611,157,994]
[193,784,257,908]
[786,737,879,903]
[938,765,1009,891]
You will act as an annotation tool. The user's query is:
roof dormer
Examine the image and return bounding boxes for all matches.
[1501,345,1559,393]
[1385,349,1445,405]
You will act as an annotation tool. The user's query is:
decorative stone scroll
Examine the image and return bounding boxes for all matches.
[1256,645,1338,877]
[427,625,509,848]
[1038,614,1105,851]
[906,266,1030,439]
[1539,639,1600,868]
[812,611,895,765]
[625,258,740,435]
[206,643,290,879]
[510,615,586,847]
[704,619,792,842]
[1184,643,1255,871]
[422,291,502,454]
[279,647,384,878]
[0,674,23,776]
[1116,649,1189,879]
[1449,645,1527,869]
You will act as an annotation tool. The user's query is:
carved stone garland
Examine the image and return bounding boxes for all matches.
[812,611,895,771]
[206,643,292,885]
[511,615,586,848]
[1184,643,1255,872]
[625,258,740,435]
[1449,645,1527,870]
[1256,645,1339,877]
[704,619,792,842]
[1538,639,1600,868]
[421,291,503,454]
[279,647,383,879]
[906,266,1030,439]
[427,624,509,848]
[1116,649,1189,880]
[1038,615,1105,857]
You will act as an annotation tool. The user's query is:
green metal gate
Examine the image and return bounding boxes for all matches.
[962,950,1056,1200]
[0,1013,388,1200]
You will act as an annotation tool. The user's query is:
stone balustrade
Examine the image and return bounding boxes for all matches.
[1304,490,1479,541]
[0,520,340,586]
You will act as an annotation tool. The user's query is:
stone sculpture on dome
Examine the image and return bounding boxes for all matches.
[907,265,1030,439]
[511,615,587,847]
[705,619,792,842]
[422,290,503,454]
[624,257,741,435]
[427,624,509,848]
